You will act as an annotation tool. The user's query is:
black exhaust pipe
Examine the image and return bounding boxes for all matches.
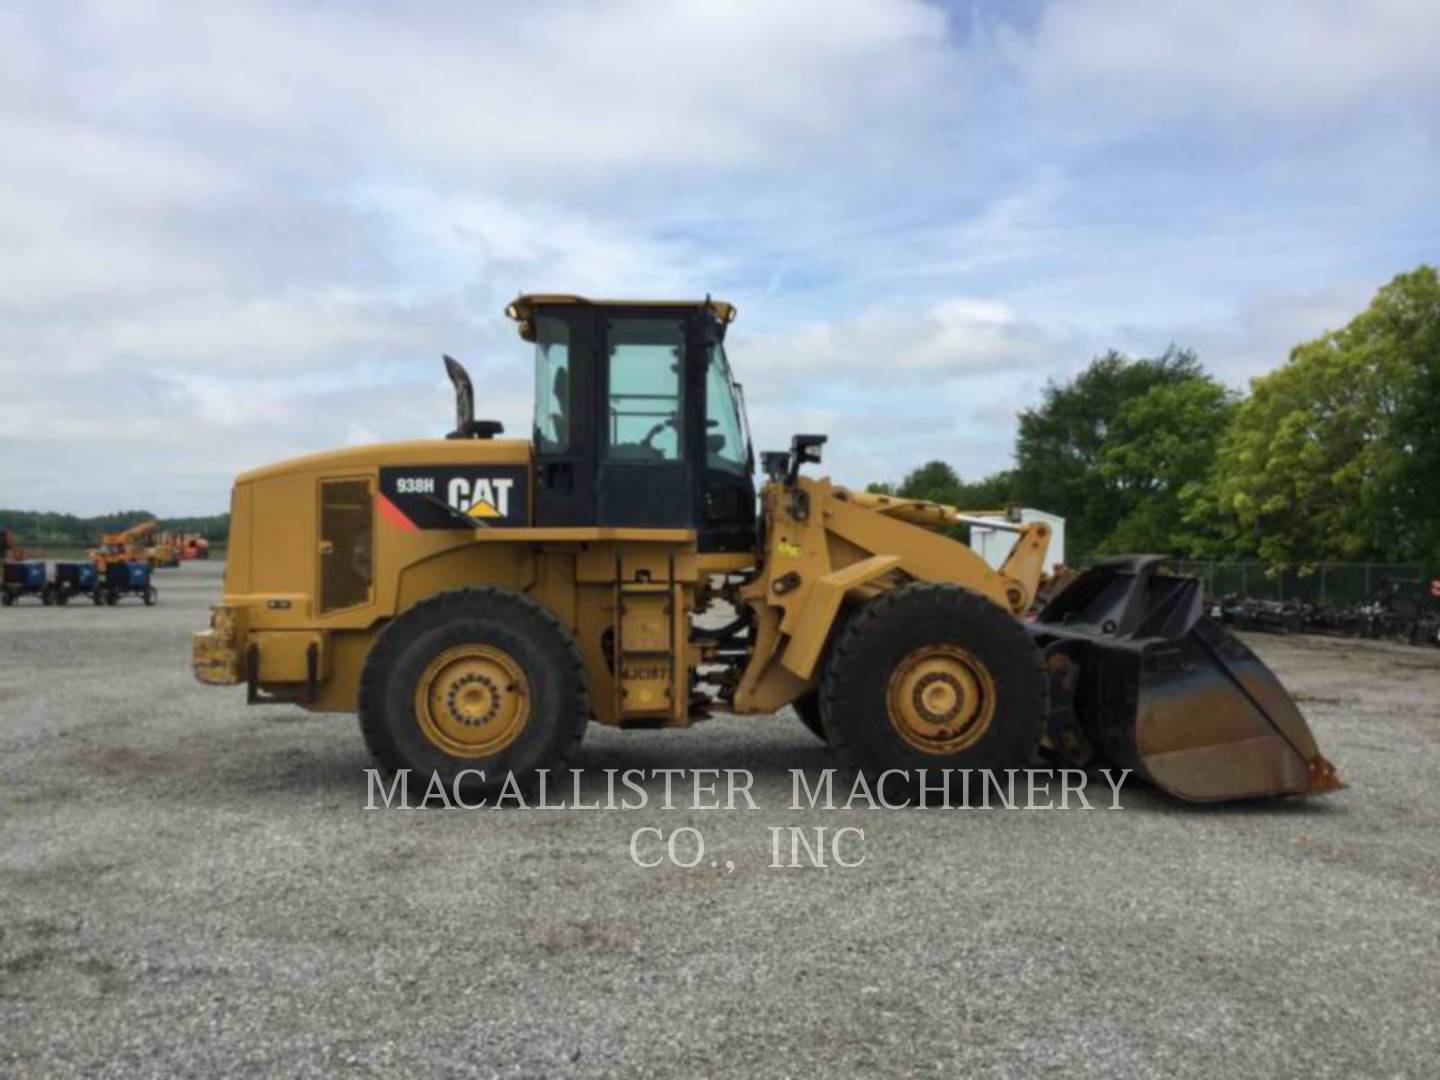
[443,355,504,440]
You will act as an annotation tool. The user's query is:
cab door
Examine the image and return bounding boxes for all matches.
[533,307,599,527]
[596,311,693,528]
[697,339,757,552]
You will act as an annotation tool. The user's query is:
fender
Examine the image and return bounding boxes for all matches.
[779,554,902,680]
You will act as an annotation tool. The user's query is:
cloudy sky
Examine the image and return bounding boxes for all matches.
[2,0,1437,515]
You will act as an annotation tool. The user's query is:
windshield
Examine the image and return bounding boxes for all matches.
[705,343,750,473]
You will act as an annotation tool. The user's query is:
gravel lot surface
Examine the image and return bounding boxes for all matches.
[2,562,1438,1078]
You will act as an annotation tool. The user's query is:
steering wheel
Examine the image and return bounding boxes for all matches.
[641,415,677,451]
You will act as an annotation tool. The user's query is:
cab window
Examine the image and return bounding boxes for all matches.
[534,315,571,454]
[705,343,748,473]
[605,317,685,462]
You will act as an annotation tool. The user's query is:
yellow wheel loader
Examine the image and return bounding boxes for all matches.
[192,295,1341,802]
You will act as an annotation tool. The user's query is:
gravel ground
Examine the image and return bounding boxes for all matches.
[2,561,1438,1078]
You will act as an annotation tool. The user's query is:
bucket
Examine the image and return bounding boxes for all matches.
[1029,556,1343,801]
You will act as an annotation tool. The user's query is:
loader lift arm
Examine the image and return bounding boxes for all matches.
[730,446,1052,715]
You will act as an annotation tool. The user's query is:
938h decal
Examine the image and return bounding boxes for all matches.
[378,465,529,530]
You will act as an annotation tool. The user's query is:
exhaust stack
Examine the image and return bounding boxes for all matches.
[443,356,503,440]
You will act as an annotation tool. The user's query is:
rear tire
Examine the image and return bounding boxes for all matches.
[359,588,588,798]
[820,583,1044,782]
[144,586,157,606]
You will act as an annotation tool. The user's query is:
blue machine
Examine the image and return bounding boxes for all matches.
[103,560,158,606]
[2,560,51,605]
[52,561,102,605]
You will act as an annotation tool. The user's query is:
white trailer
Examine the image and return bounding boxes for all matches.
[970,508,1066,576]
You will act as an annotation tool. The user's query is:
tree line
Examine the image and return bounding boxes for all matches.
[870,265,1440,568]
[0,509,230,549]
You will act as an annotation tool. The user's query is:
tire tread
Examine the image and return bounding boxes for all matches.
[358,587,589,785]
[819,582,1044,774]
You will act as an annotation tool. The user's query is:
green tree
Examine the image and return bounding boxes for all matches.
[1012,347,1224,555]
[1373,267,1440,562]
[870,462,1018,510]
[1208,265,1440,565]
[1100,377,1237,553]
[895,460,963,504]
[0,508,230,549]
[956,469,1017,510]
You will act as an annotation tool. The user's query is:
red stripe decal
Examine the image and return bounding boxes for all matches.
[376,492,417,532]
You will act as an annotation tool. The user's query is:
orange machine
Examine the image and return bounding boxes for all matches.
[166,533,212,560]
[148,532,182,568]
[90,518,163,571]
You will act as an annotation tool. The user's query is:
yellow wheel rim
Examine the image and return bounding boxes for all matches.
[414,644,530,758]
[886,644,996,754]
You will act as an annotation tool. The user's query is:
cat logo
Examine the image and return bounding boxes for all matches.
[378,465,527,531]
[447,477,516,520]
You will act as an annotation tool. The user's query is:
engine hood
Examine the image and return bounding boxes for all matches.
[236,439,532,484]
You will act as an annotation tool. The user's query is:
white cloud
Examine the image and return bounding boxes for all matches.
[0,0,974,513]
[1117,279,1382,388]
[56,0,961,185]
[731,296,1078,486]
[737,296,1050,382]
[0,0,1434,514]
[1000,0,1440,130]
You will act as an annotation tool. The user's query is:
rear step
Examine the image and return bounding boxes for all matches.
[1028,555,1343,802]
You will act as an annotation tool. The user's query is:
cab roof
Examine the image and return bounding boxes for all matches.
[505,294,737,341]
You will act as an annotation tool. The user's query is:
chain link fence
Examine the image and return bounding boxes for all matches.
[1070,557,1436,607]
[1160,561,1428,607]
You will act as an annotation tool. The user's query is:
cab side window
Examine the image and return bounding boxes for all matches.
[534,315,571,454]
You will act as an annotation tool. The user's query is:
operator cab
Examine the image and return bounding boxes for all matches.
[506,295,756,553]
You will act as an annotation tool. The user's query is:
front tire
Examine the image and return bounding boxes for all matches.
[359,588,588,797]
[792,693,827,742]
[820,583,1044,781]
